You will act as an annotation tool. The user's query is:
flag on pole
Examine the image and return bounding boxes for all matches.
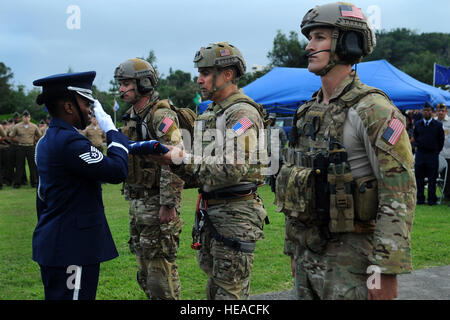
[113,99,120,112]
[193,93,202,106]
[434,63,450,86]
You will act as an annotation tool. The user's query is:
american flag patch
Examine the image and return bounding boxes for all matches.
[340,5,364,19]
[381,118,405,145]
[232,117,253,135]
[159,117,174,134]
[220,49,230,56]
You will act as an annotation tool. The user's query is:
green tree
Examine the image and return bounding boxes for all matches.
[365,28,450,85]
[238,67,272,88]
[157,68,197,110]
[166,68,191,88]
[144,50,157,67]
[267,30,308,68]
[267,28,450,86]
[0,62,14,114]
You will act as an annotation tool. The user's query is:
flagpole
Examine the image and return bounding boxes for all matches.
[433,62,436,87]
[113,99,119,126]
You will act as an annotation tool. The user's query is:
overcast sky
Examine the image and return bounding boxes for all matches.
[1,0,449,92]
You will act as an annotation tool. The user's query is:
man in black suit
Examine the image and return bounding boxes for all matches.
[413,103,445,205]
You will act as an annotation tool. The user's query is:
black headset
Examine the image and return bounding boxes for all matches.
[336,31,364,63]
[136,77,153,95]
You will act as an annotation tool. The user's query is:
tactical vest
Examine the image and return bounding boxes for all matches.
[201,91,267,130]
[121,99,165,192]
[197,91,267,187]
[277,82,389,233]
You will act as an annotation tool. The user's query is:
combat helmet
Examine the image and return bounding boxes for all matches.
[193,42,246,99]
[114,58,158,96]
[301,2,376,75]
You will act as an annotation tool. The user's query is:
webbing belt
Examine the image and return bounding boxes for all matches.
[193,184,262,253]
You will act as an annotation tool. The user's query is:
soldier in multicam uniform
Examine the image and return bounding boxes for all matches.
[153,42,268,300]
[275,2,416,300]
[114,58,185,300]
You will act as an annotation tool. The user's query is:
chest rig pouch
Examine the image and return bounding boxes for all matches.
[327,141,355,233]
[282,85,389,233]
[277,103,337,229]
[278,84,385,233]
[280,104,355,233]
[122,103,160,193]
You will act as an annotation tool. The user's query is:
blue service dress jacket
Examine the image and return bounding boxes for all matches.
[413,119,444,154]
[32,117,129,267]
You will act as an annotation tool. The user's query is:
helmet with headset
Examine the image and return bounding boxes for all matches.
[301,2,376,75]
[114,58,158,96]
[193,42,246,99]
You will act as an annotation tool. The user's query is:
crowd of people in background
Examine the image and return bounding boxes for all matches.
[0,111,105,190]
[1,103,449,206]
[403,103,450,204]
[1,102,449,207]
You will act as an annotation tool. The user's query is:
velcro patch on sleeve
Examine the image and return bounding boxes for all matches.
[158,117,174,134]
[232,117,253,136]
[381,118,405,145]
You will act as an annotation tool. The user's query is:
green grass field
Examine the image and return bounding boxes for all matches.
[0,183,449,300]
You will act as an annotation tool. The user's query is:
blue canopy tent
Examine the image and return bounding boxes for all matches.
[199,59,450,114]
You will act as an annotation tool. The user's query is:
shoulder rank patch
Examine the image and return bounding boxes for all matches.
[159,117,174,134]
[232,117,253,136]
[382,118,405,145]
[79,146,104,164]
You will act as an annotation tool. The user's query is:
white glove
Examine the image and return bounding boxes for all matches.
[93,99,117,132]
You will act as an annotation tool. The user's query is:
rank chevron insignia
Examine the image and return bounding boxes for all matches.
[79,146,104,164]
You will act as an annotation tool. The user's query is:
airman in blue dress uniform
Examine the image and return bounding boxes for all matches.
[32,71,129,300]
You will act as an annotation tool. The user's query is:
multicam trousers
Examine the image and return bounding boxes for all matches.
[128,194,184,300]
[287,218,372,300]
[198,228,255,300]
[197,197,266,300]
